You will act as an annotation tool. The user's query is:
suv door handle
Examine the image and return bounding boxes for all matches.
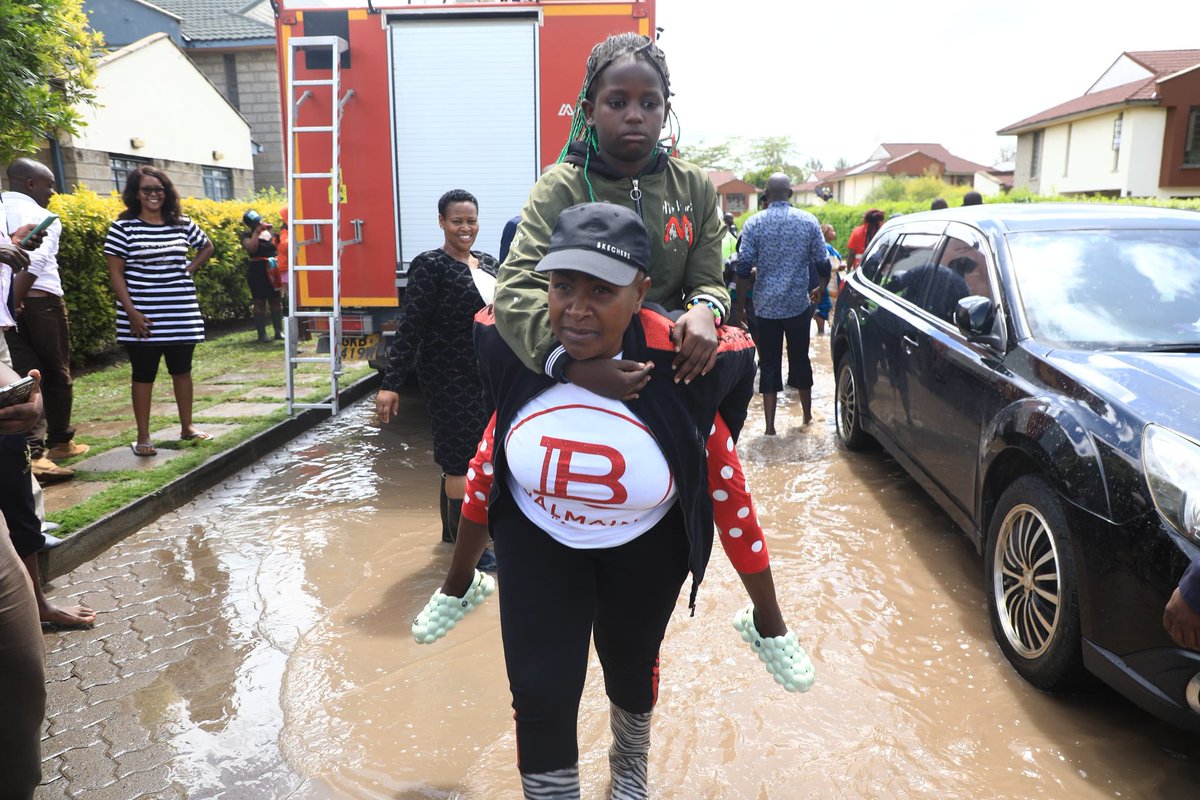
[901,334,919,353]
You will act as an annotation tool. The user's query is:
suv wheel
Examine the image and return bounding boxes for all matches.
[985,475,1085,691]
[835,357,873,450]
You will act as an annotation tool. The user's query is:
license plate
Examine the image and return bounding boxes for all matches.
[340,333,379,362]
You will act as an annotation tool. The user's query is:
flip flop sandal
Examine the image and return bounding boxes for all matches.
[412,569,496,644]
[130,442,157,457]
[732,604,816,693]
[180,431,213,441]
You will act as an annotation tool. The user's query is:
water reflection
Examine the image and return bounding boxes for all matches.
[40,342,1200,799]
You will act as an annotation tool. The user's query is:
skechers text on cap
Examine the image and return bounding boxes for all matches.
[535,202,650,286]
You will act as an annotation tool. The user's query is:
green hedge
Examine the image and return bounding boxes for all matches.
[50,189,285,364]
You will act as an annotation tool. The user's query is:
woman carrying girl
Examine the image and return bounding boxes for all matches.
[415,203,813,798]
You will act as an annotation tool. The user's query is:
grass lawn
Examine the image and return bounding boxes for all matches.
[45,325,374,535]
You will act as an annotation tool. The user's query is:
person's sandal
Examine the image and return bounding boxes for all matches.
[130,442,157,457]
[732,605,816,693]
[412,569,496,644]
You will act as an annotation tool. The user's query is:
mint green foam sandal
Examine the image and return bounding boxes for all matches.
[412,569,496,644]
[732,605,816,693]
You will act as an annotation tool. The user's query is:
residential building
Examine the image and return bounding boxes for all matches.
[29,33,253,199]
[85,0,283,191]
[822,144,991,206]
[707,170,759,215]
[998,50,1200,199]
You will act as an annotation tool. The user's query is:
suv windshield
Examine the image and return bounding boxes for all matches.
[1008,228,1200,349]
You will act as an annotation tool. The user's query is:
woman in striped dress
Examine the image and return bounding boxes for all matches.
[105,167,214,457]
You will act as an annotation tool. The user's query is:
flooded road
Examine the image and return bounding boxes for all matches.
[39,335,1200,799]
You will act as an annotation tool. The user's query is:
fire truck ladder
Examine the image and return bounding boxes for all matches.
[285,35,354,414]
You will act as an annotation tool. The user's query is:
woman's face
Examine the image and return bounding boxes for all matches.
[582,57,669,176]
[548,270,649,361]
[439,201,479,250]
[137,174,166,213]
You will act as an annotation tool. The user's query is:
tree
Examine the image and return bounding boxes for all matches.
[742,136,806,184]
[0,0,100,161]
[674,139,740,171]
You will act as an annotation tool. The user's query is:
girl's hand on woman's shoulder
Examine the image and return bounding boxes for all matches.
[671,305,719,384]
[566,358,653,401]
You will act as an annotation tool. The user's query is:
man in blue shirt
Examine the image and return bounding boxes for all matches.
[734,173,826,435]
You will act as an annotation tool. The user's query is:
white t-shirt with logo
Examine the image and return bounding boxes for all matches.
[502,381,677,548]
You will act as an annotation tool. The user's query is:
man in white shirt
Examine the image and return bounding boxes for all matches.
[3,159,86,483]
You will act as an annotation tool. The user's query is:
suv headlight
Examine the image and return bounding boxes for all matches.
[1143,425,1200,541]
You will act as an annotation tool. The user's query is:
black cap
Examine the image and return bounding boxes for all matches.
[535,203,650,286]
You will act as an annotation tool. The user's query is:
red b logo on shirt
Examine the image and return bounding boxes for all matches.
[539,436,628,505]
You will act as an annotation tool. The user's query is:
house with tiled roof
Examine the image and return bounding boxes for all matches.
[30,33,255,199]
[998,50,1200,198]
[821,144,991,206]
[85,0,283,191]
[707,170,759,215]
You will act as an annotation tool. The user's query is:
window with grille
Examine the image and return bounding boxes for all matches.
[203,167,233,201]
[110,155,150,191]
[1185,107,1200,167]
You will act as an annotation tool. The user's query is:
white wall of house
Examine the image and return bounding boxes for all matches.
[1125,107,1170,197]
[838,174,882,206]
[972,171,1005,196]
[1014,106,1189,198]
[74,35,254,172]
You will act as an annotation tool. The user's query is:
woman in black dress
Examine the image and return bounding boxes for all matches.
[375,190,498,552]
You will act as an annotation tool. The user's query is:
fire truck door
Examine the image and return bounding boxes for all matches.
[389,17,540,270]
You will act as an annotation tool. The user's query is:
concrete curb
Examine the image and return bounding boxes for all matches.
[42,371,383,581]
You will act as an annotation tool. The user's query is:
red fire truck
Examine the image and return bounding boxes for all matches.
[271,1,656,410]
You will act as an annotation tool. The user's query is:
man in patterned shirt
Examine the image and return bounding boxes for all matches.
[734,173,827,434]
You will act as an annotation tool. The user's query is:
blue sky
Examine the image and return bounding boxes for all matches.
[656,0,1199,170]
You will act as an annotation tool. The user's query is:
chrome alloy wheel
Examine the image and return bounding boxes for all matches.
[836,364,856,440]
[992,502,1063,659]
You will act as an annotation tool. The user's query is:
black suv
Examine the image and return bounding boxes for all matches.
[830,203,1200,731]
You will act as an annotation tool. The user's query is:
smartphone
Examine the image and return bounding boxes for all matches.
[19,213,59,247]
[0,376,35,409]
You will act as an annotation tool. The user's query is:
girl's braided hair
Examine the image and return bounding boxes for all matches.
[558,33,681,167]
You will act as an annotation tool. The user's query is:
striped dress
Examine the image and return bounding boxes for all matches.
[103,217,211,344]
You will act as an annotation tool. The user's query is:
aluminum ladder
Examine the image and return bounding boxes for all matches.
[284,35,354,414]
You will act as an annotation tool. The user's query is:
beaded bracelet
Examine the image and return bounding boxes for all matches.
[686,298,723,326]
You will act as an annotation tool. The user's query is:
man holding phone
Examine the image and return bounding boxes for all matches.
[3,158,85,484]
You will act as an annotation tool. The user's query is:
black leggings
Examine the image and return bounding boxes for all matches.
[492,497,689,775]
[125,343,196,383]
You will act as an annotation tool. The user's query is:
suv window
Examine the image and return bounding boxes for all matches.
[860,229,898,283]
[878,233,940,305]
[920,230,995,323]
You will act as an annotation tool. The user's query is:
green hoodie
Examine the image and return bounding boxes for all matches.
[494,145,730,374]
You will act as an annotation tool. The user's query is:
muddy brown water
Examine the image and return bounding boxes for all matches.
[39,336,1200,799]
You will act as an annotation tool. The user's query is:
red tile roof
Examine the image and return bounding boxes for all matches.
[999,50,1200,134]
[877,143,991,175]
[707,170,737,187]
[998,78,1157,134]
[1125,49,1200,77]
[821,145,989,183]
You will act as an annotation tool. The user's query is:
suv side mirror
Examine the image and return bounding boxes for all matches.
[955,296,1006,350]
